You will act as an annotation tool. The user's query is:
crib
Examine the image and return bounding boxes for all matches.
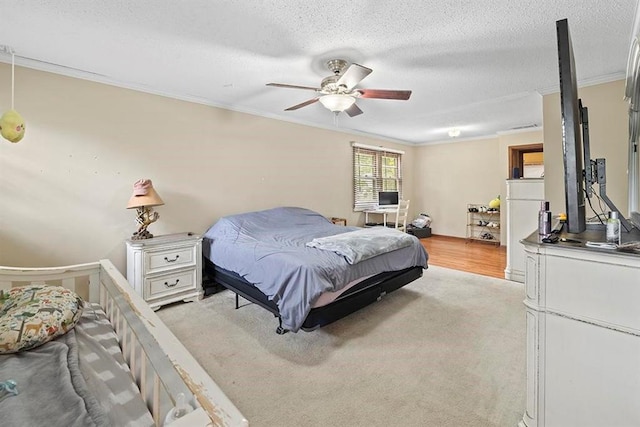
[0,259,248,427]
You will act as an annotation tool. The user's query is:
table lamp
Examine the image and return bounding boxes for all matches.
[127,179,164,240]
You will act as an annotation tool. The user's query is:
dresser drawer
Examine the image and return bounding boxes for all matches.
[145,245,196,274]
[146,268,197,300]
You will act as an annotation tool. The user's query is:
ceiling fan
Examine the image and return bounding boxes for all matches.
[266,59,412,117]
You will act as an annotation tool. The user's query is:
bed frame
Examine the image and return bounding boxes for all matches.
[204,259,423,334]
[0,259,248,427]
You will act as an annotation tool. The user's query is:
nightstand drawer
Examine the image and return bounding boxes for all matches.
[146,268,197,300]
[146,245,196,274]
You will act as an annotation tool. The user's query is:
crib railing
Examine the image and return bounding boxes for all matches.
[0,260,248,427]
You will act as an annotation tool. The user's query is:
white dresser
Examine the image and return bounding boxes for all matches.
[520,230,640,427]
[505,179,544,282]
[126,232,203,310]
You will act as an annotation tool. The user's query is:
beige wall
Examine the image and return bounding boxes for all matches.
[413,136,501,238]
[543,79,629,222]
[400,80,627,242]
[0,64,415,272]
[1,64,627,273]
[414,129,543,241]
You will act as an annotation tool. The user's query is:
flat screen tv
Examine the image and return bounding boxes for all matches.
[378,191,399,207]
[557,18,587,233]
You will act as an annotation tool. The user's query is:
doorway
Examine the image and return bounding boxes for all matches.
[509,143,544,179]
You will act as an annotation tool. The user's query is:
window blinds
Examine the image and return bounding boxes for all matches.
[352,145,403,211]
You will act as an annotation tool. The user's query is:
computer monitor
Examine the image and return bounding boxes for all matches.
[378,191,399,208]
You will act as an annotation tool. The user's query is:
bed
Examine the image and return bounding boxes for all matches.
[202,207,429,334]
[0,260,248,427]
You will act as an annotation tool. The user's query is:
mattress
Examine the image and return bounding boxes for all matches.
[0,303,154,427]
[311,275,374,308]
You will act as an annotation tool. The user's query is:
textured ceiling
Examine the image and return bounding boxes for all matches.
[0,1,637,144]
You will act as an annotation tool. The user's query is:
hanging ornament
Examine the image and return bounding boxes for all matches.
[0,48,25,143]
[0,110,25,143]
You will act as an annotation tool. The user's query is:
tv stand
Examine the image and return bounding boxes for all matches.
[594,158,633,231]
[580,103,633,232]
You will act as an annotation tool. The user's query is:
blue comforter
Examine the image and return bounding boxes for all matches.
[203,207,428,332]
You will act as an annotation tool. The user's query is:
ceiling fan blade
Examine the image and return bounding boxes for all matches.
[267,83,319,91]
[345,103,363,117]
[336,63,373,90]
[285,98,319,111]
[358,89,412,100]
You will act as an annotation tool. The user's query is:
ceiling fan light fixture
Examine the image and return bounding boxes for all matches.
[319,94,356,112]
[270,61,410,116]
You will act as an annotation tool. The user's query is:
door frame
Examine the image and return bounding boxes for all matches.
[509,143,544,178]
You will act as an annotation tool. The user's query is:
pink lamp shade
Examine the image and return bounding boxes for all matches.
[127,179,164,209]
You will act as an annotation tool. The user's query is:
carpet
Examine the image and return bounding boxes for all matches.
[157,266,526,427]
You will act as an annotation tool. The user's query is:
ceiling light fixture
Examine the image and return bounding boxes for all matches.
[448,128,461,138]
[319,94,356,113]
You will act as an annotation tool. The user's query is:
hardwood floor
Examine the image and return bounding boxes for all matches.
[419,234,507,279]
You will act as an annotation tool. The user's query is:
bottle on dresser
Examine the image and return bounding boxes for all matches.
[606,211,621,245]
[538,201,552,235]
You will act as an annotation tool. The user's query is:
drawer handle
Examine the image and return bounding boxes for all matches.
[164,255,180,263]
[164,279,180,288]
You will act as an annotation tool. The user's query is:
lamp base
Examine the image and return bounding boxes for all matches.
[131,206,159,240]
[131,230,154,240]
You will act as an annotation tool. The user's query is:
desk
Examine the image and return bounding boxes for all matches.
[364,208,397,227]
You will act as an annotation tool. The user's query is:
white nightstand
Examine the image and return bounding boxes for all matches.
[126,232,203,310]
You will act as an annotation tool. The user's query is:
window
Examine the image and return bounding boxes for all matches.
[353,143,403,210]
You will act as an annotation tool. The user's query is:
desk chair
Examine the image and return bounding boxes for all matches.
[386,199,410,231]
